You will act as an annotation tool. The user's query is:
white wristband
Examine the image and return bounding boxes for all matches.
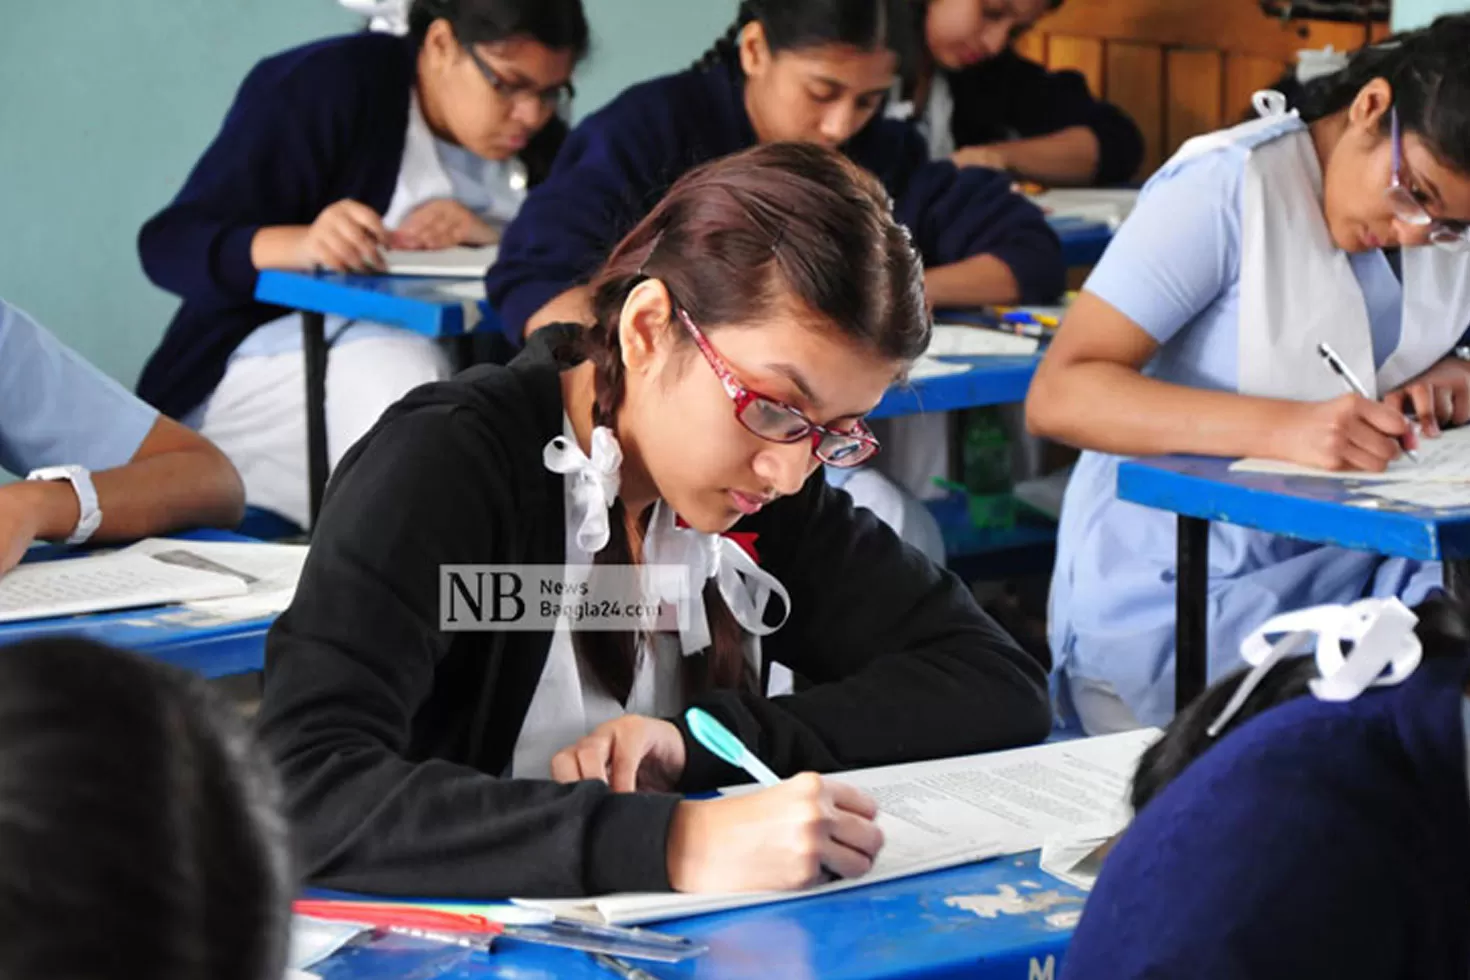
[25,465,102,545]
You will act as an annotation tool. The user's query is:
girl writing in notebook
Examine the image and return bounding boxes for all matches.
[900,0,1144,186]
[1063,594,1470,979]
[256,144,1051,899]
[1027,15,1470,732]
[136,0,587,531]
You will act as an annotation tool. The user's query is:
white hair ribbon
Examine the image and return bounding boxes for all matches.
[543,427,622,554]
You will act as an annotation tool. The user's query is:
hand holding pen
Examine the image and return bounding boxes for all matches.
[1314,342,1421,467]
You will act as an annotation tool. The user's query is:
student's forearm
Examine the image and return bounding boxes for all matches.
[924,255,1022,308]
[1026,359,1296,458]
[250,225,311,271]
[988,127,1102,187]
[20,450,246,544]
[525,285,595,338]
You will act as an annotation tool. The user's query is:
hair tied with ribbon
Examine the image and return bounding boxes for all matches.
[1207,597,1422,738]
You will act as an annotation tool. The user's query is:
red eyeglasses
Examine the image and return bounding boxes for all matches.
[676,307,880,467]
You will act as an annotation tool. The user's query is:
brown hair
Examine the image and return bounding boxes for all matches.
[573,141,929,704]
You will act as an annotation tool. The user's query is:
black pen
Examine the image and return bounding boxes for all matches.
[1316,342,1420,463]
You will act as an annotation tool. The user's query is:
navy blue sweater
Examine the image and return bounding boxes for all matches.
[486,55,1064,340]
[1064,655,1470,979]
[938,49,1145,186]
[135,32,564,420]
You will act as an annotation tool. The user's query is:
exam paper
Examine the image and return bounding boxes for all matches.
[288,917,365,971]
[1029,188,1139,230]
[927,324,1039,357]
[118,539,309,621]
[907,355,974,380]
[1232,424,1470,483]
[515,729,1158,925]
[1354,481,1470,509]
[383,245,498,277]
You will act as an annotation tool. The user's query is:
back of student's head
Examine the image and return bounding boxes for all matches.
[407,0,590,59]
[697,0,916,75]
[1291,13,1470,175]
[570,141,929,703]
[0,638,292,980]
[1131,593,1470,813]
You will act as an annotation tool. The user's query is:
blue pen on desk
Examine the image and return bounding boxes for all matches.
[1316,342,1420,463]
[685,708,780,786]
[996,312,1051,339]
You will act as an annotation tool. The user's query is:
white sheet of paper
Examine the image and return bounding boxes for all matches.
[1029,188,1139,230]
[435,279,488,300]
[0,552,248,624]
[907,355,975,380]
[927,324,1039,357]
[1231,425,1470,483]
[117,539,309,620]
[514,729,1159,925]
[383,245,499,277]
[288,917,365,971]
[286,971,322,980]
[1354,481,1470,509]
[1038,820,1123,892]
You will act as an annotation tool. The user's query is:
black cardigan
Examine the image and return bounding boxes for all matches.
[943,49,1145,186]
[255,325,1051,899]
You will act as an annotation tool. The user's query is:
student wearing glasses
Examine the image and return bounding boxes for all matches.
[134,0,587,530]
[1026,15,1470,733]
[256,144,1051,899]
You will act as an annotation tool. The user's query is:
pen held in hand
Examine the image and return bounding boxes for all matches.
[1316,342,1420,464]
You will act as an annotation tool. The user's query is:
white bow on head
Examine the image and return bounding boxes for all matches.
[641,503,791,657]
[543,426,623,554]
[1208,597,1422,737]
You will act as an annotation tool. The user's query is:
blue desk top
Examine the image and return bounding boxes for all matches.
[1118,454,1470,561]
[0,529,274,678]
[256,271,493,338]
[871,355,1040,418]
[312,850,1081,980]
[1049,217,1112,268]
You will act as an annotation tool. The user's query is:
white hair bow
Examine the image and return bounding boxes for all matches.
[543,427,623,554]
[1208,597,1422,737]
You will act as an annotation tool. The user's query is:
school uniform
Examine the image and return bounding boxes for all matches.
[1063,652,1470,979]
[0,299,157,476]
[1050,100,1470,731]
[893,48,1144,186]
[136,32,564,529]
[254,323,1052,898]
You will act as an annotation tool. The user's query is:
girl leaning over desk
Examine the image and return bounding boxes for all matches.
[255,143,1051,900]
[135,0,587,531]
[1027,15,1470,734]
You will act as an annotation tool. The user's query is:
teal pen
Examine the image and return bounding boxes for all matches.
[685,708,780,786]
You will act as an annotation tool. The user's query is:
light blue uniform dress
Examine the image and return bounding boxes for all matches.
[1049,115,1446,730]
[0,299,157,478]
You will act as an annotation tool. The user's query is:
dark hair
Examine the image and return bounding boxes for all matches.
[696,0,916,77]
[569,141,929,703]
[408,0,589,60]
[1131,592,1470,813]
[1292,13,1470,174]
[0,638,292,980]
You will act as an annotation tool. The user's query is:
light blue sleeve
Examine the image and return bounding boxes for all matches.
[1083,149,1245,346]
[0,300,158,478]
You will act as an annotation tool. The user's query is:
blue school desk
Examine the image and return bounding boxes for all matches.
[254,271,503,526]
[311,850,1083,980]
[1116,454,1470,708]
[0,529,276,678]
[1049,217,1113,268]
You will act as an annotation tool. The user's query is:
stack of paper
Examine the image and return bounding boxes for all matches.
[1030,188,1139,230]
[928,324,1040,357]
[383,245,498,278]
[0,552,248,624]
[118,538,310,623]
[514,729,1159,925]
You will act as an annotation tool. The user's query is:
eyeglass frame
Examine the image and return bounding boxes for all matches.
[674,306,882,468]
[462,43,575,114]
[1385,108,1470,251]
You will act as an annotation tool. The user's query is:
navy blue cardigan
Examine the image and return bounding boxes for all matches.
[135,32,564,420]
[1064,654,1470,979]
[940,49,1145,186]
[486,54,1064,340]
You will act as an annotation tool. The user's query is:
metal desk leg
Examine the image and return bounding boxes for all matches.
[1446,560,1470,609]
[1176,516,1210,711]
[302,312,329,529]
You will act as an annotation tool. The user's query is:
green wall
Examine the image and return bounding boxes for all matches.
[0,0,733,388]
